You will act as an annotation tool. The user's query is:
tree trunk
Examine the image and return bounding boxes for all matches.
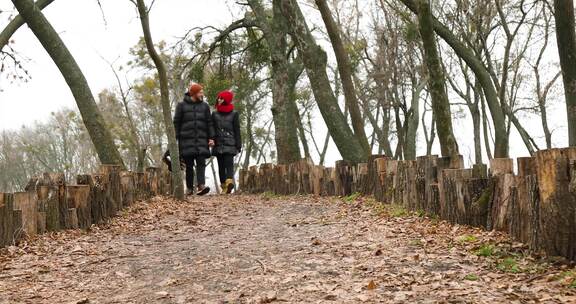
[279,0,366,163]
[553,0,576,146]
[417,0,459,158]
[405,78,426,160]
[400,0,508,158]
[135,0,184,200]
[248,0,302,164]
[315,0,370,156]
[471,98,482,165]
[11,0,124,166]
[0,0,54,50]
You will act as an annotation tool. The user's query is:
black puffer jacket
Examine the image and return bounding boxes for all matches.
[173,94,215,157]
[212,111,242,156]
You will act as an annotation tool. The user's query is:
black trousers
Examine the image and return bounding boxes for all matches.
[216,154,235,184]
[183,155,206,189]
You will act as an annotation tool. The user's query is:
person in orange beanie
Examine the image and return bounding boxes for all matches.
[173,83,215,195]
[212,90,242,194]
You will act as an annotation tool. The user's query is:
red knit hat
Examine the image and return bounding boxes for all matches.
[216,91,235,113]
[217,91,234,104]
[189,83,203,95]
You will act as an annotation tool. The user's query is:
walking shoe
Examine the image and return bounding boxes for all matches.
[196,185,210,196]
[186,189,194,196]
[225,179,235,194]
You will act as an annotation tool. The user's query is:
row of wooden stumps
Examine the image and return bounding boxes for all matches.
[0,166,170,248]
[239,148,576,261]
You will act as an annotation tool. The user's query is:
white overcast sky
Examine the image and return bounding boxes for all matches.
[0,0,570,165]
[0,0,238,129]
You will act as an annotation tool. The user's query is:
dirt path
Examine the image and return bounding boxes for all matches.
[0,195,575,303]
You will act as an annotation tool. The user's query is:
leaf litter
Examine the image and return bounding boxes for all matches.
[0,195,575,303]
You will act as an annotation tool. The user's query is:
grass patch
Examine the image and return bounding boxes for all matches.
[370,202,389,216]
[464,274,479,281]
[457,235,478,244]
[343,192,361,203]
[408,239,424,247]
[415,209,426,218]
[474,244,495,257]
[554,271,576,288]
[262,191,282,200]
[389,204,408,217]
[497,257,521,273]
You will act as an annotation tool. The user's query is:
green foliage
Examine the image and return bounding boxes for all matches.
[403,21,420,42]
[464,274,479,281]
[204,75,232,105]
[343,192,361,203]
[497,257,521,273]
[408,239,424,247]
[474,244,495,257]
[262,191,285,200]
[390,205,408,217]
[457,235,478,244]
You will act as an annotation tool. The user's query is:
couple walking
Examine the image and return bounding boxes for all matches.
[172,83,241,196]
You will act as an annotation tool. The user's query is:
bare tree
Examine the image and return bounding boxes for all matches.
[133,0,184,200]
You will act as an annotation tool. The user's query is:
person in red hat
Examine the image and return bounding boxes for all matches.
[212,90,242,194]
[173,83,215,196]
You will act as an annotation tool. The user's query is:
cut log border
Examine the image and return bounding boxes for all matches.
[240,148,576,261]
[0,165,171,248]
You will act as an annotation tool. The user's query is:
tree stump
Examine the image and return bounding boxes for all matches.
[535,148,576,260]
[101,165,123,216]
[322,167,336,196]
[35,173,66,232]
[472,163,488,178]
[67,208,79,229]
[239,169,247,192]
[395,161,417,208]
[437,155,464,220]
[120,171,136,207]
[383,160,398,204]
[361,155,387,195]
[487,173,516,231]
[259,164,275,193]
[311,165,325,196]
[335,160,354,196]
[0,193,15,247]
[248,166,259,193]
[440,169,473,223]
[462,177,490,227]
[272,165,288,195]
[66,185,91,229]
[517,157,536,176]
[13,192,37,237]
[145,167,161,197]
[490,158,514,176]
[37,185,59,232]
[135,172,146,200]
[78,174,107,224]
[354,163,369,195]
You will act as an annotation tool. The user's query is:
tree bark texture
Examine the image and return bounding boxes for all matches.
[416,0,459,158]
[280,0,366,163]
[553,0,576,146]
[315,0,370,156]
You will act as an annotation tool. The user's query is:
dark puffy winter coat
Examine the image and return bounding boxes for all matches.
[212,111,242,156]
[173,94,215,157]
